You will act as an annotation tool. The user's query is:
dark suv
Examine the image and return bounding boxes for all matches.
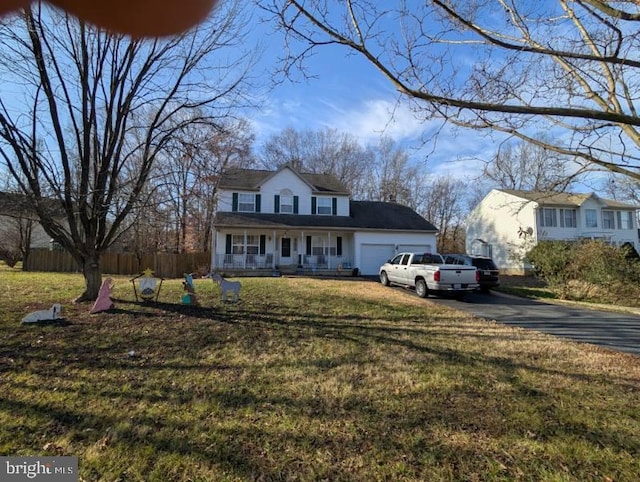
[443,254,500,292]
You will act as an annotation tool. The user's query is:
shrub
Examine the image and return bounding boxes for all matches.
[527,240,640,303]
[525,240,573,287]
[0,247,22,268]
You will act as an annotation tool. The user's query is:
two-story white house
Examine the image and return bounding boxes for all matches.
[211,165,438,275]
[466,189,640,274]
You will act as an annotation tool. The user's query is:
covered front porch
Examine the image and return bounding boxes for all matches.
[212,228,355,276]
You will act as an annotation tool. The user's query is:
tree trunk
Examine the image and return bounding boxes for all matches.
[75,255,102,302]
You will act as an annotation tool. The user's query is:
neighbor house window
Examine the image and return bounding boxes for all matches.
[559,208,577,228]
[585,209,597,228]
[618,211,634,229]
[602,210,615,229]
[539,208,557,227]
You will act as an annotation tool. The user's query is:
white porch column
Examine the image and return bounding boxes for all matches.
[272,230,276,268]
[210,229,217,270]
[327,231,331,269]
[243,230,247,268]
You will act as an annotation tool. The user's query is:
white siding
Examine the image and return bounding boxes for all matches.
[261,169,313,214]
[218,167,350,216]
[354,231,437,275]
[466,189,536,272]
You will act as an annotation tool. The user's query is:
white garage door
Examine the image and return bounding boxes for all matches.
[398,244,433,254]
[360,244,396,276]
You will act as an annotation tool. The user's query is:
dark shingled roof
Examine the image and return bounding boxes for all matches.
[214,201,438,232]
[219,167,349,194]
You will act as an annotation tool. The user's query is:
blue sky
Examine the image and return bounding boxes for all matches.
[245,21,502,181]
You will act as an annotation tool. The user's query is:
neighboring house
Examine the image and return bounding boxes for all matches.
[466,189,640,274]
[0,192,51,249]
[211,165,438,275]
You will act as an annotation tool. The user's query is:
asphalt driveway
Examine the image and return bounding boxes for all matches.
[428,290,640,356]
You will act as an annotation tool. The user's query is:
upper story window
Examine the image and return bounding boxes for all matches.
[559,208,577,228]
[280,195,293,213]
[311,196,337,215]
[232,192,260,213]
[317,197,332,215]
[238,193,255,212]
[539,208,557,227]
[585,209,597,228]
[602,210,615,229]
[274,191,298,214]
[617,211,634,229]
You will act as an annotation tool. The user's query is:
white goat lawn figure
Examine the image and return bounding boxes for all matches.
[209,272,241,303]
[22,304,62,324]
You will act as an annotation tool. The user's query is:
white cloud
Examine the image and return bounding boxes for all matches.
[248,85,506,181]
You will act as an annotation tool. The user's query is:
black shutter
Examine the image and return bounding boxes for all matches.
[255,194,261,213]
[274,195,280,213]
[306,236,312,255]
[293,196,299,214]
[332,197,337,215]
[225,234,232,254]
[311,196,317,215]
[232,193,238,212]
[337,236,342,256]
[260,235,266,255]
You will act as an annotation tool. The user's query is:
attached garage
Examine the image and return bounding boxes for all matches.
[359,244,396,276]
[398,244,433,253]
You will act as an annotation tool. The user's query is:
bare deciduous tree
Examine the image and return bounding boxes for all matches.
[483,138,585,192]
[419,177,468,253]
[0,3,256,300]
[266,0,640,181]
[261,127,369,192]
[153,117,256,253]
[357,136,424,208]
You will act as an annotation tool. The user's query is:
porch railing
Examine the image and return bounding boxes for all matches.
[214,253,353,271]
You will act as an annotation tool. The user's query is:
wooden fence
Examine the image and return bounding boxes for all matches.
[24,249,211,279]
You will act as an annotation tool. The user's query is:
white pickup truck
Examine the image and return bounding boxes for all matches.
[379,252,479,298]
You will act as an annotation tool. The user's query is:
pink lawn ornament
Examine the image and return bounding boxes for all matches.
[90,277,115,314]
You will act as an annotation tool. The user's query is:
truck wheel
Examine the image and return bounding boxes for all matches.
[415,279,429,298]
[380,271,390,286]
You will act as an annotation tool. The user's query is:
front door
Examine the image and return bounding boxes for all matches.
[280,237,292,265]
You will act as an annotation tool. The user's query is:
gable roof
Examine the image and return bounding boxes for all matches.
[219,166,349,195]
[500,189,638,210]
[214,200,438,232]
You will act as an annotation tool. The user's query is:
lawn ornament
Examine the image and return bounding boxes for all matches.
[182,272,199,306]
[90,277,115,314]
[130,268,164,302]
[22,304,62,324]
[209,272,241,302]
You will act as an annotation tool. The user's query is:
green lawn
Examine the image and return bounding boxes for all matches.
[1,266,639,481]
